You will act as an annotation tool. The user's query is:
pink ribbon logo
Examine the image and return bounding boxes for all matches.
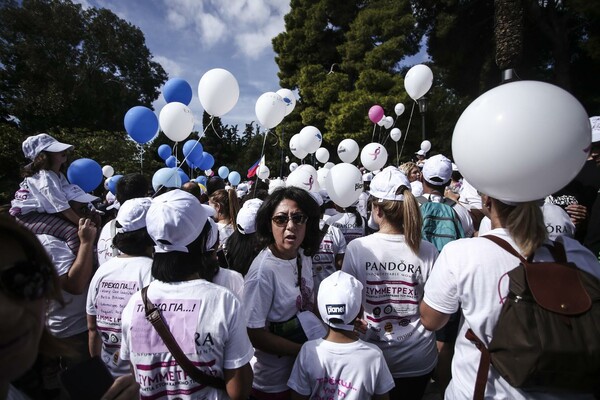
[370,147,381,160]
[304,175,314,191]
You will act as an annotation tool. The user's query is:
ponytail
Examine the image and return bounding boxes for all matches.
[401,187,422,255]
[227,188,240,226]
[495,199,546,257]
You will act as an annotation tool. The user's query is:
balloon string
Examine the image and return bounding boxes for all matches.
[371,124,376,142]
[177,117,214,174]
[398,102,416,162]
[253,128,271,197]
[396,141,399,166]
[137,144,145,174]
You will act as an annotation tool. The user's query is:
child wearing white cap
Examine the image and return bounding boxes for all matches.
[288,271,394,399]
[119,189,254,399]
[86,197,154,377]
[10,133,92,253]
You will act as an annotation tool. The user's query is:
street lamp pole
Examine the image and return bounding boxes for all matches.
[418,96,428,142]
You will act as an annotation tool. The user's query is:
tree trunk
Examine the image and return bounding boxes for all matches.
[494,0,523,82]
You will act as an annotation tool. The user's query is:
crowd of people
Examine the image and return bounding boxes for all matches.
[1,122,599,400]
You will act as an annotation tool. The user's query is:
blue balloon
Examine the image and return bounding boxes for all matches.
[196,176,207,186]
[107,175,123,195]
[177,168,190,184]
[157,144,172,160]
[124,106,158,144]
[152,168,181,191]
[165,155,177,168]
[197,152,214,170]
[182,140,204,166]
[228,171,241,186]
[163,78,193,105]
[218,166,229,179]
[67,158,103,193]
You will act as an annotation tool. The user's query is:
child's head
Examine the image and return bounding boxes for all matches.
[318,271,364,332]
[21,134,73,176]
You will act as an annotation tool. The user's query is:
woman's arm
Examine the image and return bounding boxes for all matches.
[87,314,102,357]
[247,327,302,357]
[224,363,253,400]
[419,301,451,331]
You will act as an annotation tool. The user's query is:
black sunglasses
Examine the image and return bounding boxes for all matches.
[271,213,308,227]
[0,260,54,300]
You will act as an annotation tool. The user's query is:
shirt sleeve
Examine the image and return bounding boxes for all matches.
[86,271,100,315]
[422,244,460,314]
[30,171,71,213]
[223,294,254,370]
[287,346,311,395]
[374,350,396,394]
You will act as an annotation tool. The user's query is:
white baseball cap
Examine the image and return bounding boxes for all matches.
[591,116,600,143]
[64,184,100,204]
[415,149,426,156]
[369,166,411,202]
[236,198,263,235]
[422,154,452,185]
[146,189,214,253]
[22,133,73,161]
[116,197,152,234]
[317,271,363,331]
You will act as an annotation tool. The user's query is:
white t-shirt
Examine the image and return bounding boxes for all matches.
[217,222,234,247]
[11,170,70,215]
[356,191,370,219]
[37,234,88,338]
[478,204,576,240]
[97,219,118,266]
[411,181,424,197]
[86,256,153,377]
[326,212,366,244]
[342,233,439,378]
[423,229,600,400]
[312,220,347,291]
[212,267,244,300]
[243,248,316,393]
[287,338,395,398]
[457,179,482,210]
[120,279,254,400]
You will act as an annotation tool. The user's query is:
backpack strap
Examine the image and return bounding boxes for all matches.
[465,329,490,400]
[140,286,226,390]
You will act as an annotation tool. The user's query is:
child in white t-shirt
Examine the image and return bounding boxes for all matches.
[10,133,83,252]
[288,271,395,399]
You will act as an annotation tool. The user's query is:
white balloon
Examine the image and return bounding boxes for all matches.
[383,116,394,129]
[420,140,432,152]
[104,178,110,190]
[315,147,330,163]
[405,64,433,101]
[102,165,114,178]
[257,165,270,180]
[255,92,286,129]
[159,102,194,142]
[289,134,308,160]
[377,116,386,127]
[324,163,363,208]
[317,167,329,189]
[289,162,298,172]
[205,169,213,176]
[198,68,239,117]
[276,88,296,116]
[298,126,323,154]
[390,128,402,142]
[360,142,388,172]
[453,80,590,203]
[394,103,405,116]
[337,139,359,163]
[287,164,320,192]
[324,162,335,169]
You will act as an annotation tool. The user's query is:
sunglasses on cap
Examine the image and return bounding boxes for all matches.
[271,213,308,227]
[0,260,54,301]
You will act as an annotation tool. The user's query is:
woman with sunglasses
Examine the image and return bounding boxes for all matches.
[342,167,439,400]
[243,186,321,400]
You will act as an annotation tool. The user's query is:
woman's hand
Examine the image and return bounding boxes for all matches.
[101,374,139,400]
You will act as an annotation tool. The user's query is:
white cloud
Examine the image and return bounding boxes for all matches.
[162,0,290,58]
[153,56,184,77]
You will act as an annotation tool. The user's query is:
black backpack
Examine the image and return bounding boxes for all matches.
[466,235,600,399]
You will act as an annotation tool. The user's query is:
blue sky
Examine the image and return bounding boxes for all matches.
[76,0,291,131]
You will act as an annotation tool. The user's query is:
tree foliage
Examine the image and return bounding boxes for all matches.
[0,0,167,132]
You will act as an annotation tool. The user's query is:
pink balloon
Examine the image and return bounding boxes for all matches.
[368,105,384,124]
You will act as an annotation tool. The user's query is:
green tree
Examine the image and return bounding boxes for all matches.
[0,0,167,132]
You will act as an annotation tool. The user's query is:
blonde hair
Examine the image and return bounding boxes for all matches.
[374,185,422,254]
[398,162,418,176]
[494,199,547,257]
[209,188,240,225]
